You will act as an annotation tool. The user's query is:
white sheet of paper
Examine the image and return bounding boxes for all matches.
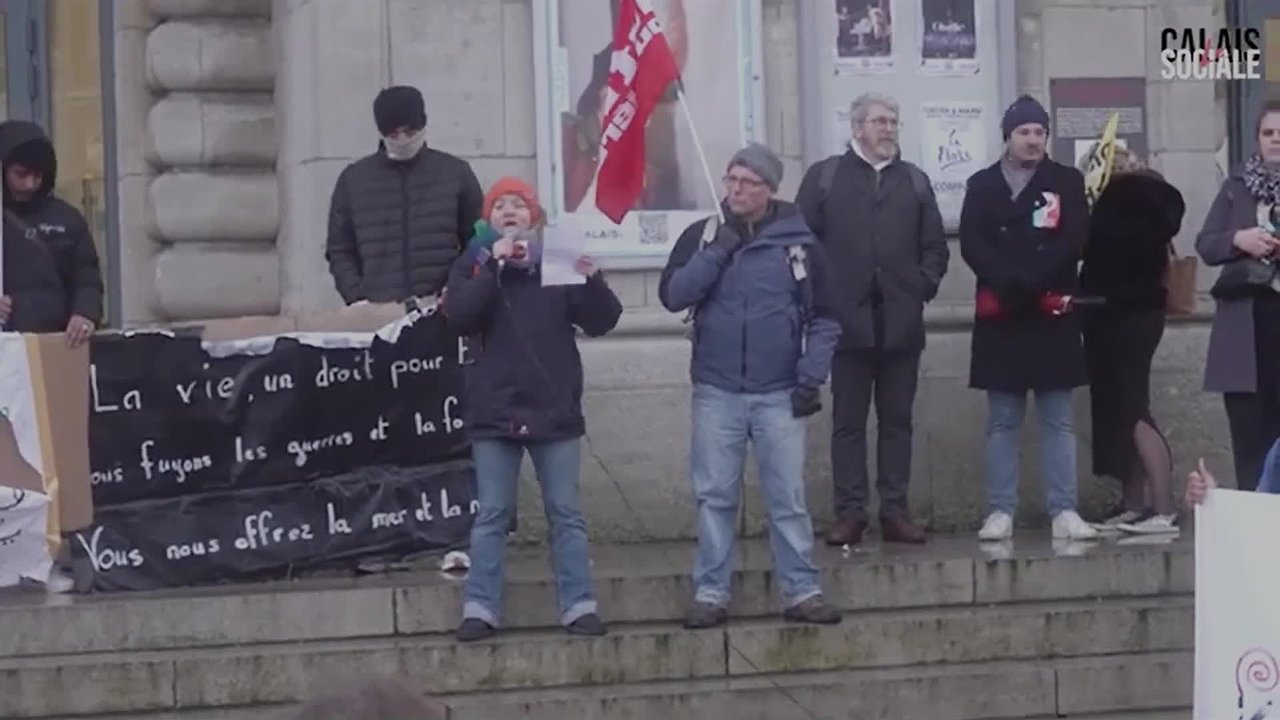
[540,225,587,287]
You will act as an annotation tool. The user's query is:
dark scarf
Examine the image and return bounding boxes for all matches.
[1242,152,1280,208]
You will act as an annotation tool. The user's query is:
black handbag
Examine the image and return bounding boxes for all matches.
[1210,200,1280,299]
[1210,256,1280,299]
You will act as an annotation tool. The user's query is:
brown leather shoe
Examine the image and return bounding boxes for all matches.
[826,518,867,546]
[881,516,927,544]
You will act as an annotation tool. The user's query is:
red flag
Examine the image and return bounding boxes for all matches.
[593,0,680,224]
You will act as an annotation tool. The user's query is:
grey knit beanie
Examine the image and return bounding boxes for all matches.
[727,143,783,191]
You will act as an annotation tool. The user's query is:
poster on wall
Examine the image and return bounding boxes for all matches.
[835,0,895,74]
[534,0,763,261]
[919,0,978,75]
[919,101,985,230]
[1048,77,1148,169]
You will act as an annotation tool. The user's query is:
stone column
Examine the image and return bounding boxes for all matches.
[112,0,160,325]
[143,0,280,322]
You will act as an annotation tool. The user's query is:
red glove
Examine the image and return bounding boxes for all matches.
[1039,292,1071,316]
[975,287,1003,319]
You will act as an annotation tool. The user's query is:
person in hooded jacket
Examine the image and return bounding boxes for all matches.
[0,120,103,343]
[444,177,623,642]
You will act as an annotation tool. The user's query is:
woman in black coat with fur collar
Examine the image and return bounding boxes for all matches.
[1078,150,1185,536]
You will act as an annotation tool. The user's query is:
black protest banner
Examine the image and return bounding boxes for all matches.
[72,459,476,591]
[87,311,472,506]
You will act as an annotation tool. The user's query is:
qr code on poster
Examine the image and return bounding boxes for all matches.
[637,213,669,245]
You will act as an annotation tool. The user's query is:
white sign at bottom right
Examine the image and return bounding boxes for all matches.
[1195,487,1280,719]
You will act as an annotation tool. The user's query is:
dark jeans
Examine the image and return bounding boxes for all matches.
[830,347,921,523]
[1224,391,1280,492]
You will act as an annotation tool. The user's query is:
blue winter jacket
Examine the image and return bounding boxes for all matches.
[658,201,842,393]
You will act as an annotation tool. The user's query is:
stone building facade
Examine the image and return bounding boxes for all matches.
[97,0,1243,539]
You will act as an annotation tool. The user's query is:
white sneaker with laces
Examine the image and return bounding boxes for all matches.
[1117,514,1179,535]
[1052,510,1100,540]
[1090,509,1143,531]
[978,511,1013,541]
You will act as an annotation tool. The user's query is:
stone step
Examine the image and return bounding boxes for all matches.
[4,537,1190,658]
[5,596,1191,718]
[39,652,1191,720]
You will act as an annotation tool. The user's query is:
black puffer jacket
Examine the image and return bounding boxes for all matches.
[325,145,484,303]
[0,120,103,332]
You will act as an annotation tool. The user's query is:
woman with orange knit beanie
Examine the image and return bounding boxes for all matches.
[445,176,623,642]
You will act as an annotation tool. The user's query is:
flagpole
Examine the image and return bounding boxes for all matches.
[675,78,725,224]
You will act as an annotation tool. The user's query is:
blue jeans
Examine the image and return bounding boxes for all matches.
[462,437,596,627]
[689,383,822,609]
[984,390,1078,516]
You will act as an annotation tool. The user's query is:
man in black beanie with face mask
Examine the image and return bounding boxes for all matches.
[0,120,103,344]
[325,85,485,306]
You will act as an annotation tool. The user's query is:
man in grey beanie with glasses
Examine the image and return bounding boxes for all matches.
[659,142,844,629]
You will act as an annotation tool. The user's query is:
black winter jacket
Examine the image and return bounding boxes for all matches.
[1079,172,1186,310]
[443,248,623,442]
[959,157,1090,393]
[325,146,484,304]
[795,150,949,352]
[0,121,103,332]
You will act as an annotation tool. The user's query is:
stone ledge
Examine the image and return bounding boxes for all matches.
[146,19,274,92]
[444,653,1191,720]
[1056,652,1193,715]
[725,597,1191,675]
[147,92,276,167]
[0,598,1188,714]
[148,0,270,18]
[0,540,1189,657]
[34,654,1193,720]
[448,659,1059,720]
[148,170,279,243]
[601,301,1216,339]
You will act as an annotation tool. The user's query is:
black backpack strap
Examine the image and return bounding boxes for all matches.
[817,155,840,204]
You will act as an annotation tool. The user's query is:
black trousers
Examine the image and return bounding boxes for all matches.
[830,347,921,523]
[1224,391,1280,492]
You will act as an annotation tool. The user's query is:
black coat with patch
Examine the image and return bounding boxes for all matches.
[443,251,623,442]
[959,158,1090,393]
[0,120,103,333]
[325,146,484,304]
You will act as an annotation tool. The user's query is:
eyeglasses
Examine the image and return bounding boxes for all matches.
[864,117,900,129]
[723,175,766,189]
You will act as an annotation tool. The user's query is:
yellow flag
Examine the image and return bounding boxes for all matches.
[1082,112,1120,207]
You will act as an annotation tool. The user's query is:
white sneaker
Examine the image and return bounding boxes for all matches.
[1090,509,1144,532]
[1117,514,1179,535]
[978,511,1013,541]
[1052,510,1100,540]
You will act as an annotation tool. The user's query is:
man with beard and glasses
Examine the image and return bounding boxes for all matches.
[325,85,485,308]
[796,92,948,548]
